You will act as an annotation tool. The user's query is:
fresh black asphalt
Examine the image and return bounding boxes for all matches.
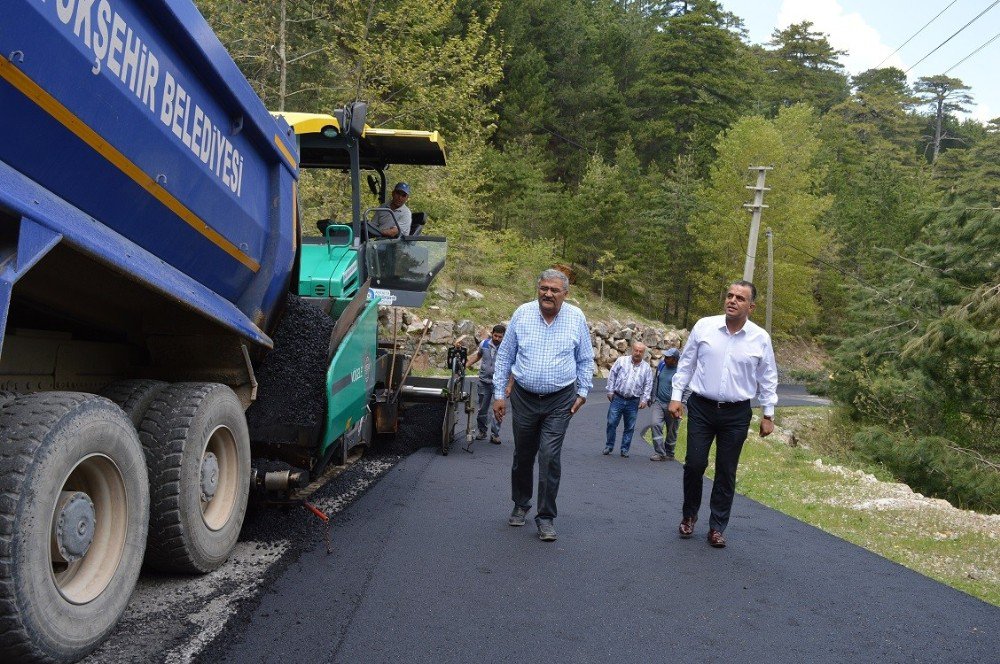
[207,387,998,664]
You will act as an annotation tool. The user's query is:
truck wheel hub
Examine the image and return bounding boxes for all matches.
[201,452,220,502]
[52,491,96,562]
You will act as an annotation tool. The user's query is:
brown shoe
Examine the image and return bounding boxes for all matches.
[708,529,726,548]
[678,516,696,539]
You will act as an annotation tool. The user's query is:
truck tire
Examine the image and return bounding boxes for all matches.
[0,392,149,664]
[100,379,167,427]
[139,383,250,573]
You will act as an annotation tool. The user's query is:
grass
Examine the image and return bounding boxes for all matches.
[650,407,999,606]
[415,275,669,331]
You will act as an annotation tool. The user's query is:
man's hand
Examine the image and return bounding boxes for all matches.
[639,400,647,410]
[759,415,774,437]
[492,398,506,423]
[667,400,684,419]
[570,396,586,414]
[607,393,614,402]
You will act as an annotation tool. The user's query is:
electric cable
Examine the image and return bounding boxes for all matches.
[905,0,1000,74]
[874,0,959,69]
[943,30,1000,73]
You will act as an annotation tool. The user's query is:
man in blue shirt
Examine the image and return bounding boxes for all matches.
[649,347,681,461]
[492,269,594,542]
[466,324,506,445]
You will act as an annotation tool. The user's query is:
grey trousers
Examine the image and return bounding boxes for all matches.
[510,381,577,522]
[476,380,500,437]
[650,400,679,457]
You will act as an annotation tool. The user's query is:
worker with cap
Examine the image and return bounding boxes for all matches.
[649,347,683,461]
[371,182,413,238]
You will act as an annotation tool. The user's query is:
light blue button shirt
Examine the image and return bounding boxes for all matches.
[493,301,594,400]
[671,315,778,415]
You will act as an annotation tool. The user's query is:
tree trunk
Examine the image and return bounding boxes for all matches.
[278,0,287,112]
[932,95,944,164]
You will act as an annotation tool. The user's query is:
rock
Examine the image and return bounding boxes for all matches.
[463,288,484,300]
[608,349,620,362]
[592,321,610,339]
[454,319,476,337]
[434,287,455,300]
[406,319,430,334]
[615,327,633,342]
[642,328,659,347]
[427,320,454,344]
[614,339,629,354]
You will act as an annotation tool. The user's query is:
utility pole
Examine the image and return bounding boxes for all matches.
[742,166,772,282]
[765,228,773,334]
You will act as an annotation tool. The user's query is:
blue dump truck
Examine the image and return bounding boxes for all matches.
[0,2,468,661]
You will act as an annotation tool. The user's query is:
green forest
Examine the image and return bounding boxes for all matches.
[196,0,998,511]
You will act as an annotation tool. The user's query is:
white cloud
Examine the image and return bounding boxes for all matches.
[777,0,905,74]
[966,102,995,123]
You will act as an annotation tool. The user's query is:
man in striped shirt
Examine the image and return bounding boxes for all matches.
[492,269,594,542]
[603,342,653,458]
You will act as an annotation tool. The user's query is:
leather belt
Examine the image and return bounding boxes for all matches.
[613,392,639,400]
[691,393,750,409]
[514,381,575,399]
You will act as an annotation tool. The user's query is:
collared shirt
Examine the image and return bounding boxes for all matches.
[493,301,594,400]
[671,314,778,416]
[372,203,412,236]
[606,356,653,402]
[478,338,499,383]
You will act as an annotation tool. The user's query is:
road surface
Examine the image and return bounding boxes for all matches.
[195,388,997,664]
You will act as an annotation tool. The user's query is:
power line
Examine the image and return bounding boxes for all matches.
[874,0,960,69]
[944,30,1000,73]
[905,0,1000,74]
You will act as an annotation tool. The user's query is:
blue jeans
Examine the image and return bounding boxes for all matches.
[606,395,639,452]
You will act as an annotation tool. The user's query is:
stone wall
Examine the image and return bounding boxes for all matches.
[377,307,687,376]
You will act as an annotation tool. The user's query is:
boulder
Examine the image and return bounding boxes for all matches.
[428,320,454,344]
[615,327,633,343]
[463,288,484,300]
[434,287,455,300]
[642,328,659,347]
[614,339,629,354]
[406,319,430,334]
[592,321,610,339]
[454,319,476,337]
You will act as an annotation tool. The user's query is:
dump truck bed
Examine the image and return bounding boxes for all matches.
[0,0,299,351]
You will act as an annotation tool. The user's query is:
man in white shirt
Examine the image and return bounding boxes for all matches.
[603,342,653,458]
[669,280,777,548]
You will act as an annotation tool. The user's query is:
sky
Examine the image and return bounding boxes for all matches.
[718,0,1000,122]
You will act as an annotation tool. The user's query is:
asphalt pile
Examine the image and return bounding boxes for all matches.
[247,294,334,439]
[372,402,446,456]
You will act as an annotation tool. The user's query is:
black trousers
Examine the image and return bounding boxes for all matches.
[682,394,752,532]
[510,381,576,522]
